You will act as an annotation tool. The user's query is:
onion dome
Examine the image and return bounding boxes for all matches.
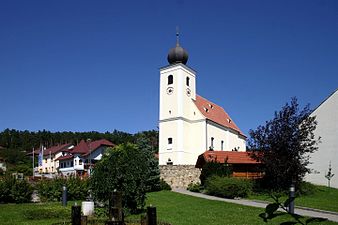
[167,31,189,65]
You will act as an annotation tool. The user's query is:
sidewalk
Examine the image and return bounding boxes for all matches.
[172,188,338,223]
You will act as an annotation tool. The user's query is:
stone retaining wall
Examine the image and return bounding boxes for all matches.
[160,165,201,188]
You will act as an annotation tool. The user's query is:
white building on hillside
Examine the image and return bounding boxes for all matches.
[159,34,246,165]
[306,89,338,188]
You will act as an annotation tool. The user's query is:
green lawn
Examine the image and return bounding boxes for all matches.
[145,191,337,225]
[0,191,337,225]
[248,185,338,213]
[0,201,72,225]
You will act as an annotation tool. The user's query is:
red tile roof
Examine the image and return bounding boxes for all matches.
[42,143,73,156]
[196,150,260,168]
[55,154,74,161]
[194,95,245,137]
[72,139,115,156]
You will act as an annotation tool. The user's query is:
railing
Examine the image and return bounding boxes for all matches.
[232,171,264,179]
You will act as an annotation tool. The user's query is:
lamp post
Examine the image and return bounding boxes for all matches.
[87,139,92,177]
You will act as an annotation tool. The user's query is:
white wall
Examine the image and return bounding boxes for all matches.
[305,90,338,188]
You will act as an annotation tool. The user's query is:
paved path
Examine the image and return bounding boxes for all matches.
[172,188,338,223]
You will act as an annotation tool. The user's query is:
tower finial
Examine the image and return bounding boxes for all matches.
[176,26,180,46]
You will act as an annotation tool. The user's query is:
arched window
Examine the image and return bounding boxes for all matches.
[186,77,190,86]
[221,140,224,150]
[168,75,173,85]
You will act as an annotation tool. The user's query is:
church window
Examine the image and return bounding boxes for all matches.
[168,138,173,145]
[168,75,173,85]
[210,137,214,150]
[221,140,224,150]
[186,77,190,86]
[169,110,171,114]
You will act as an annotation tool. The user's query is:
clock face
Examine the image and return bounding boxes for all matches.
[186,88,191,97]
[166,87,174,95]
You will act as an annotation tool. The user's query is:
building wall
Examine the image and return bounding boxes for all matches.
[305,90,338,188]
[160,165,201,188]
[206,121,246,151]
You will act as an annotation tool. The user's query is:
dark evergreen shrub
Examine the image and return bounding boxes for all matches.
[205,175,253,198]
[159,178,171,191]
[187,182,201,193]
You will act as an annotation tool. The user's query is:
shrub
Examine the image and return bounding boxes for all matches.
[205,176,253,199]
[187,182,201,193]
[200,161,232,186]
[11,179,33,203]
[159,179,171,191]
[297,181,318,196]
[0,175,32,203]
[36,176,88,202]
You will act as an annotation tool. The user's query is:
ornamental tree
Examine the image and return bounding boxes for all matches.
[90,143,157,213]
[248,97,320,191]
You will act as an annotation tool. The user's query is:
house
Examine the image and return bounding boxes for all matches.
[0,157,6,173]
[305,89,338,188]
[57,139,114,176]
[196,151,263,179]
[159,33,246,166]
[37,143,74,174]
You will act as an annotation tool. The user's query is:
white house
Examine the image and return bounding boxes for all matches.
[159,34,246,166]
[305,89,338,188]
[57,139,114,176]
[38,143,74,174]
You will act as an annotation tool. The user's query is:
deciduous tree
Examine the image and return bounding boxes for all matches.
[248,97,320,190]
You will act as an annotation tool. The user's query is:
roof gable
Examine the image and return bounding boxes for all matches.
[71,139,114,155]
[194,95,245,137]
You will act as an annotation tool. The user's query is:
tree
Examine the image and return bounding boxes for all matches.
[325,161,334,188]
[248,97,320,191]
[90,143,151,213]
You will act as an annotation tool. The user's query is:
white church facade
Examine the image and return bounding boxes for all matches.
[159,34,246,166]
[305,89,338,188]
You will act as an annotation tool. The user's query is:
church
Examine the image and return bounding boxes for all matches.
[158,34,247,166]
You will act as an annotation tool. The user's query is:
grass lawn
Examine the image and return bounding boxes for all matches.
[145,191,338,225]
[0,191,337,225]
[0,201,72,225]
[248,185,338,213]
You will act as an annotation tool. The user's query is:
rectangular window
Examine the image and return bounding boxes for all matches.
[168,138,173,145]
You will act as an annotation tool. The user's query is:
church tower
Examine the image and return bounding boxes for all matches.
[159,32,205,165]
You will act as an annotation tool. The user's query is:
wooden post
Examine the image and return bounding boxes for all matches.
[147,206,157,225]
[107,190,123,224]
[71,205,81,225]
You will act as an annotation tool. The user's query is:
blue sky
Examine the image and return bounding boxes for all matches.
[0,0,337,136]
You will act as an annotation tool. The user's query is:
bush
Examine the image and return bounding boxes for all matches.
[200,161,232,186]
[187,182,201,193]
[159,179,171,191]
[0,175,32,203]
[297,181,318,196]
[36,176,88,202]
[205,176,253,199]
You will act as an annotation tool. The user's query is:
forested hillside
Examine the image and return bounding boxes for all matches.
[0,128,158,176]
